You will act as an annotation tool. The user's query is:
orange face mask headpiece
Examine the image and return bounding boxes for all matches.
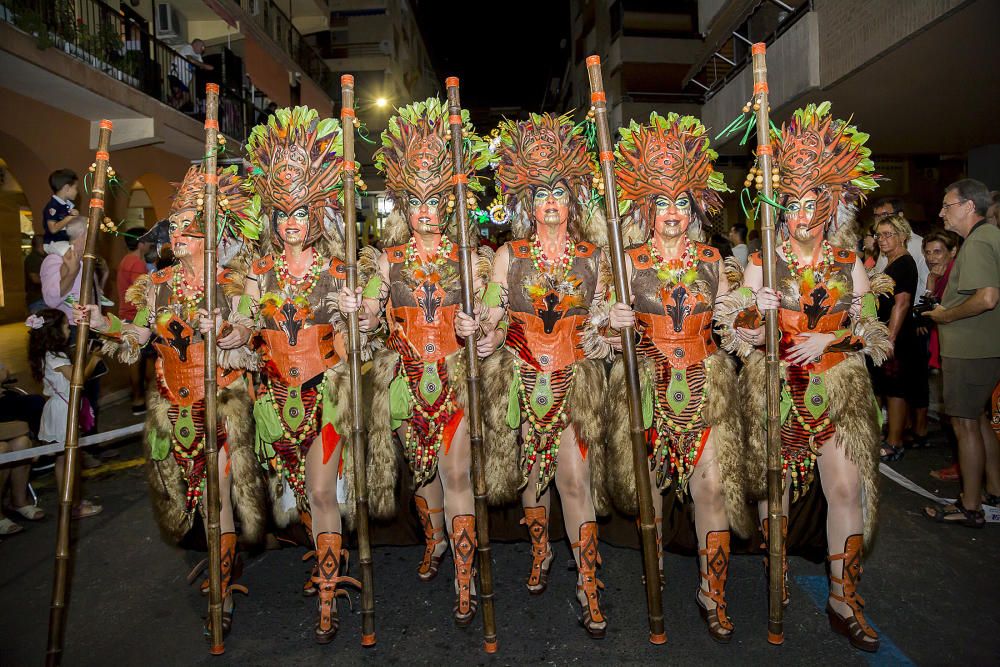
[772,102,878,233]
[245,106,346,250]
[614,112,726,224]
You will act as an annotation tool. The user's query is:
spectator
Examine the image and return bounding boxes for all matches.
[26,310,103,519]
[987,190,1000,227]
[924,178,1000,528]
[728,223,748,267]
[861,221,879,269]
[872,197,929,295]
[0,362,43,536]
[117,225,153,415]
[42,169,80,245]
[169,39,213,112]
[256,101,277,126]
[873,214,925,462]
[24,234,46,313]
[746,228,761,255]
[709,232,733,258]
[40,216,87,319]
[920,230,963,481]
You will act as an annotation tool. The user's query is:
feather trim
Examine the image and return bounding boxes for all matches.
[722,255,744,288]
[713,287,757,358]
[101,334,143,365]
[125,273,151,310]
[854,314,892,366]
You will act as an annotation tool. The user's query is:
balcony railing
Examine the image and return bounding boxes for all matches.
[237,0,335,93]
[1,0,262,140]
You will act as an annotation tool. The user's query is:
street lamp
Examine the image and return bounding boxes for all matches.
[375,97,388,108]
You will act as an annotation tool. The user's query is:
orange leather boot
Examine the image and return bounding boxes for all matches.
[450,514,478,626]
[521,505,552,594]
[572,521,606,639]
[415,496,446,581]
[827,534,879,652]
[313,532,361,644]
[697,529,734,643]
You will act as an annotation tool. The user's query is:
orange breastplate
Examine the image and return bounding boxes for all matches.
[512,313,587,372]
[154,341,241,406]
[389,304,461,362]
[636,310,717,368]
[779,309,849,373]
[258,326,343,386]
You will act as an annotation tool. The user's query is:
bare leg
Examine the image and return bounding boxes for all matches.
[401,423,447,567]
[953,416,985,511]
[7,435,33,508]
[979,413,1000,498]
[756,472,791,525]
[129,361,145,408]
[690,434,729,610]
[913,407,928,439]
[815,435,864,617]
[886,396,906,448]
[305,434,344,540]
[217,445,235,534]
[521,423,554,576]
[438,416,475,592]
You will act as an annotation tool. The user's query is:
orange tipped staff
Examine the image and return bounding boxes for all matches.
[340,73,377,648]
[585,55,667,645]
[445,76,499,654]
[750,42,786,646]
[45,119,113,666]
[201,82,226,655]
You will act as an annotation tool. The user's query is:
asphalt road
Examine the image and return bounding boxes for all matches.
[2,423,998,666]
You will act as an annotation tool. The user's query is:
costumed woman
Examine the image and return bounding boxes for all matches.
[715,102,891,652]
[339,98,495,626]
[239,107,391,644]
[603,112,752,642]
[75,165,267,636]
[479,112,613,638]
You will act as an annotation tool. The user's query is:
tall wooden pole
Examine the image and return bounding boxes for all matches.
[445,77,499,655]
[45,120,113,666]
[201,82,226,655]
[750,42,785,646]
[340,74,377,648]
[585,55,667,646]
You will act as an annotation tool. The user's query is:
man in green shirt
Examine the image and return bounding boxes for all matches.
[925,178,1000,528]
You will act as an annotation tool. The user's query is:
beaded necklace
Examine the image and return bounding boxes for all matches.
[529,233,576,282]
[170,269,204,320]
[274,250,323,298]
[405,234,454,268]
[647,238,699,285]
[781,240,835,282]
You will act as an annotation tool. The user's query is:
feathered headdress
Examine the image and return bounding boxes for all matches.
[773,102,877,237]
[615,112,728,216]
[491,112,604,242]
[375,98,489,244]
[168,165,255,242]
[245,106,346,250]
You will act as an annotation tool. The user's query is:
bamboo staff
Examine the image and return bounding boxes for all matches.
[340,74,377,648]
[445,77,499,654]
[585,55,667,646]
[46,120,113,666]
[750,42,785,646]
[201,82,226,655]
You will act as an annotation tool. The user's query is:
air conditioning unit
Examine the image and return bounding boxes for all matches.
[378,39,393,56]
[155,3,186,45]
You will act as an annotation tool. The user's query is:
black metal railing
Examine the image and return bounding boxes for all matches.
[1,0,261,140]
[237,0,335,94]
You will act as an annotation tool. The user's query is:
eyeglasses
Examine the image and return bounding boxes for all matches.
[873,210,897,219]
[873,232,897,240]
[940,199,969,211]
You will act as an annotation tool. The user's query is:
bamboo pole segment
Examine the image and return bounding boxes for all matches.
[585,55,667,646]
[45,119,113,666]
[201,82,225,655]
[340,74,377,648]
[750,42,785,646]
[445,77,499,655]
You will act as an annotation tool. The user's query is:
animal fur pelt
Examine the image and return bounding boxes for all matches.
[144,377,267,546]
[738,350,880,550]
[480,349,610,515]
[267,363,398,531]
[604,351,754,538]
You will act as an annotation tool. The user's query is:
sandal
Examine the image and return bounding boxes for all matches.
[984,493,1000,508]
[12,504,45,521]
[72,499,103,519]
[879,443,904,463]
[0,517,24,535]
[924,496,985,529]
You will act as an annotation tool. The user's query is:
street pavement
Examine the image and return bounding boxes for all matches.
[2,414,998,666]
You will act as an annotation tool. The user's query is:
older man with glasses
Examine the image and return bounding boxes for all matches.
[924,178,1000,528]
[872,197,929,296]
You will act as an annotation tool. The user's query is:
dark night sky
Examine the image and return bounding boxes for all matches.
[413,0,570,113]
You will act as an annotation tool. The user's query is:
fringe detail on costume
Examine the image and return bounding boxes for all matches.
[359,245,382,289]
[218,346,259,372]
[827,202,860,249]
[868,270,894,298]
[475,246,495,287]
[582,254,614,361]
[606,352,753,537]
[738,351,880,550]
[102,335,143,365]
[125,274,151,309]
[367,350,403,519]
[480,350,522,505]
[854,314,892,366]
[566,358,610,516]
[143,380,267,545]
[722,256,744,288]
[714,287,757,359]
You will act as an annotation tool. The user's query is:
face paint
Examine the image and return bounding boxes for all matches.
[785,191,822,243]
[652,194,692,239]
[275,207,310,246]
[406,194,443,234]
[168,211,203,258]
[531,182,570,228]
